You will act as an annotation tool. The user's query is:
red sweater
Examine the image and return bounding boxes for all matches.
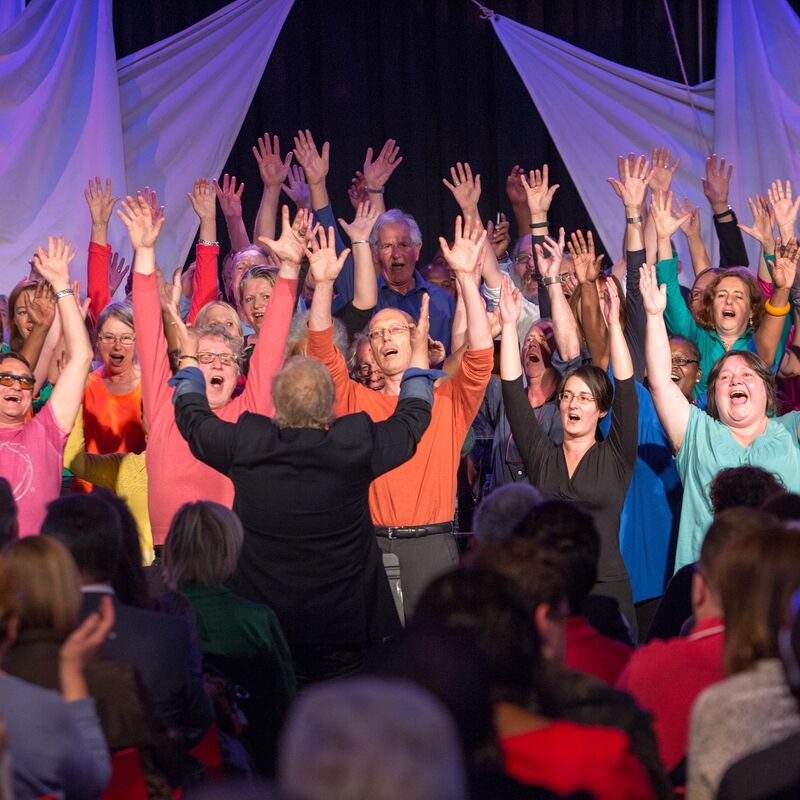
[501,719,654,800]
[616,616,725,771]
[132,270,296,544]
[565,615,632,685]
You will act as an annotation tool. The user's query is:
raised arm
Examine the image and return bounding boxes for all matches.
[19,281,55,377]
[439,217,491,351]
[641,263,691,451]
[738,195,776,282]
[361,139,402,216]
[703,155,749,268]
[520,165,558,318]
[84,177,119,321]
[675,196,711,276]
[337,201,379,310]
[187,178,220,321]
[252,134,292,246]
[33,238,93,433]
[443,161,482,225]
[755,238,798,368]
[535,228,581,360]
[601,278,633,379]
[499,274,523,382]
[569,230,607,366]
[293,129,330,212]
[505,165,532,240]
[213,173,249,253]
[768,179,799,251]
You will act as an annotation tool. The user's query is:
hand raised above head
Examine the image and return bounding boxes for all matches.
[439,216,487,275]
[363,139,402,189]
[442,162,481,210]
[650,190,690,240]
[305,224,351,284]
[213,174,244,219]
[117,192,166,249]
[259,206,312,267]
[84,176,119,226]
[33,236,77,291]
[292,129,329,187]
[639,263,667,316]
[253,133,292,188]
[498,273,522,326]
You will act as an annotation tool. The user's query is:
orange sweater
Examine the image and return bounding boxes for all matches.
[307,326,492,526]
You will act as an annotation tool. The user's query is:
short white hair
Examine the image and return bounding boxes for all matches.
[279,677,467,800]
[369,208,423,248]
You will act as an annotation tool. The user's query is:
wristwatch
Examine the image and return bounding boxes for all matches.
[542,275,563,286]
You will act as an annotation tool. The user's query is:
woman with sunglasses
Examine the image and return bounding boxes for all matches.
[0,237,93,535]
[123,194,301,548]
[499,273,639,630]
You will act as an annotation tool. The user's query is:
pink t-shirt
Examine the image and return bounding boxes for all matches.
[0,403,67,536]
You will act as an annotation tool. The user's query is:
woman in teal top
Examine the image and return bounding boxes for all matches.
[651,191,793,398]
[641,262,800,572]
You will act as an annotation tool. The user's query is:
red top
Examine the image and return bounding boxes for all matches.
[87,242,112,325]
[501,719,654,800]
[565,615,632,685]
[132,270,296,545]
[616,616,725,771]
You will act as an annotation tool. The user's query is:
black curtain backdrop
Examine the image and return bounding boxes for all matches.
[112,0,800,264]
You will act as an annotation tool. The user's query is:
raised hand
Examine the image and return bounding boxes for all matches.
[773,237,800,289]
[768,179,800,238]
[306,224,351,284]
[427,335,446,367]
[338,200,379,242]
[253,133,292,188]
[442,162,482,210]
[674,196,701,238]
[702,154,733,211]
[738,194,775,250]
[505,165,528,208]
[188,177,216,221]
[601,275,621,328]
[608,154,652,210]
[639,263,667,315]
[141,187,164,225]
[84,177,119,227]
[213,174,244,219]
[156,267,183,314]
[650,190,690,240]
[108,251,130,296]
[259,206,312,266]
[282,165,311,210]
[32,236,77,291]
[117,192,166,249]
[649,146,680,194]
[499,273,522,325]
[520,165,559,218]
[347,171,368,211]
[568,230,603,284]
[534,227,566,281]
[292,129,329,186]
[26,281,56,329]
[164,299,198,357]
[438,216,488,274]
[488,214,511,259]
[363,139,402,190]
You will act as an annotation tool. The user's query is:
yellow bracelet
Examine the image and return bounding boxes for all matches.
[765,299,791,316]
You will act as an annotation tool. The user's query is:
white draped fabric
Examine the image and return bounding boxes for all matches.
[0,0,294,294]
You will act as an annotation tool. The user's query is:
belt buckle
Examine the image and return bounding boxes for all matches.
[387,527,396,540]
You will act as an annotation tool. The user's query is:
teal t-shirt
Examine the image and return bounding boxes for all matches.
[674,406,800,571]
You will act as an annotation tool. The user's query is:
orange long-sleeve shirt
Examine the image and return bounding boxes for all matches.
[307,326,492,526]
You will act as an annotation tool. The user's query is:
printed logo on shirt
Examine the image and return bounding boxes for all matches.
[0,442,34,499]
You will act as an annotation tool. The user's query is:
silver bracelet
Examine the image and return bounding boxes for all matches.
[198,239,219,246]
[542,275,563,286]
[364,186,385,194]
[53,288,74,301]
[351,240,370,245]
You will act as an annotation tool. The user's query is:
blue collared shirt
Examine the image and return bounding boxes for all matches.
[377,271,456,353]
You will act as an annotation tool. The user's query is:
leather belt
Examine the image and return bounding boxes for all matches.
[374,521,455,540]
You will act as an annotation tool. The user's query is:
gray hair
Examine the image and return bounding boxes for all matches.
[347,331,371,373]
[163,501,244,588]
[194,321,244,361]
[369,208,423,249]
[279,677,467,800]
[286,310,348,358]
[96,301,134,336]
[238,265,278,306]
[194,300,243,338]
[473,483,543,547]
[272,356,335,430]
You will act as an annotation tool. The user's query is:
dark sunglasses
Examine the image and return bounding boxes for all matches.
[0,372,34,390]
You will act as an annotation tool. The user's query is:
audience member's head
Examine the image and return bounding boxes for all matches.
[279,677,467,800]
[716,524,800,675]
[414,568,542,706]
[0,557,18,649]
[472,484,543,548]
[0,478,18,549]
[762,492,800,523]
[365,625,497,772]
[710,465,785,515]
[164,501,244,589]
[4,536,80,640]
[272,356,334,431]
[41,493,123,584]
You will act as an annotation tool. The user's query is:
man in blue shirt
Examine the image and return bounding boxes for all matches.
[369,209,456,353]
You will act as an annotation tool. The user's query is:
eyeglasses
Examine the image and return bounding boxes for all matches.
[97,334,136,346]
[671,357,699,367]
[367,325,409,342]
[557,391,596,406]
[515,254,532,265]
[356,365,382,377]
[0,372,34,390]
[197,352,238,366]
[378,241,414,252]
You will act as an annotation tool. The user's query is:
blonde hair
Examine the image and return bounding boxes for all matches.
[194,301,243,338]
[272,357,334,430]
[5,537,81,640]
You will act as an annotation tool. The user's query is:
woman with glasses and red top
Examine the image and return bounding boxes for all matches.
[499,271,639,631]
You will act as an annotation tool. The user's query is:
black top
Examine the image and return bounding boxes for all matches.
[717,731,800,800]
[174,391,431,647]
[501,375,638,582]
